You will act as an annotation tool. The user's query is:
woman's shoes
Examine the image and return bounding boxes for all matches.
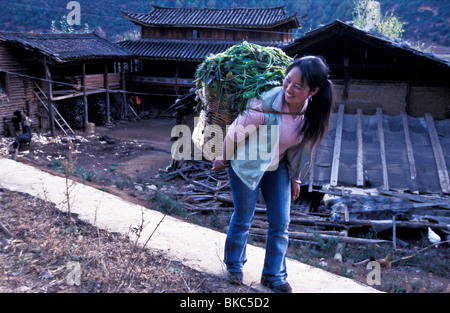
[261,277,292,293]
[227,272,292,293]
[227,271,243,285]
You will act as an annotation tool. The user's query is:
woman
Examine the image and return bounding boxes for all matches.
[212,56,335,293]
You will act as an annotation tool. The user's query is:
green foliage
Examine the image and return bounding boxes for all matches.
[153,189,184,216]
[353,1,405,40]
[374,10,405,40]
[51,15,90,34]
[75,166,98,183]
[353,0,382,29]
[194,41,292,114]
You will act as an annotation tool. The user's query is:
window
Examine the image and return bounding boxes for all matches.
[0,72,7,95]
[193,29,198,39]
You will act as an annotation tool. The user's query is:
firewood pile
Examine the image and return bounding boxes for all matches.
[159,160,450,249]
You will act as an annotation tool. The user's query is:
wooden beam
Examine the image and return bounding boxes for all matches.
[401,112,418,192]
[121,62,127,119]
[377,107,389,190]
[356,109,364,187]
[44,57,55,138]
[425,113,450,194]
[104,63,110,124]
[51,89,105,101]
[392,215,397,250]
[330,104,344,186]
[250,227,391,245]
[308,148,316,193]
[343,40,349,100]
[82,63,88,126]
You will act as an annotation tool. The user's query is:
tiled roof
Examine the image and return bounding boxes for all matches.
[0,32,134,63]
[117,38,287,62]
[122,5,300,29]
[284,20,450,68]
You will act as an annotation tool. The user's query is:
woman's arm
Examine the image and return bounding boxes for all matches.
[212,137,229,172]
[212,98,264,172]
[291,178,301,201]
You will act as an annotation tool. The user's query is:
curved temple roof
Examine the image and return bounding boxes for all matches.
[122,5,300,29]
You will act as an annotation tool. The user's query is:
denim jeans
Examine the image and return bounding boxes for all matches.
[225,158,291,286]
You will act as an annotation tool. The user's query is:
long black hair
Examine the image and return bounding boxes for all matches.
[286,56,336,148]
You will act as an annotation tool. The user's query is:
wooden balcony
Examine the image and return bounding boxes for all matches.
[42,73,122,101]
[127,74,195,88]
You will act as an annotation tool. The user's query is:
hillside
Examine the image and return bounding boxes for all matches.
[0,0,448,48]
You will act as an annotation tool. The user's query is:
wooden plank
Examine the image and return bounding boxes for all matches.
[308,148,316,193]
[377,107,389,190]
[392,215,397,250]
[104,63,110,124]
[401,112,417,180]
[356,109,364,187]
[401,112,418,193]
[44,57,55,138]
[82,63,88,125]
[121,62,127,119]
[425,113,450,194]
[330,104,344,186]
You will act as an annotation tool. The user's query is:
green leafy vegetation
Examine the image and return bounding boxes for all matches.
[194,41,292,114]
[353,0,405,40]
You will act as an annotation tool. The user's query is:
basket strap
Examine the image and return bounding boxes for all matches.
[248,108,305,116]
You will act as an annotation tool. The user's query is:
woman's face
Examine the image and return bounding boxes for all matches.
[283,66,314,109]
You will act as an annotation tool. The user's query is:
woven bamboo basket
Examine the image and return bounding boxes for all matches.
[192,87,238,161]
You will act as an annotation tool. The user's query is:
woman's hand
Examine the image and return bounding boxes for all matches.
[291,181,301,201]
[212,159,228,172]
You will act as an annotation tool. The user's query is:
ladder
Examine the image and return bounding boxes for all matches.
[34,82,74,136]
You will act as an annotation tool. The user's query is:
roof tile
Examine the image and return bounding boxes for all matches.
[122,5,300,29]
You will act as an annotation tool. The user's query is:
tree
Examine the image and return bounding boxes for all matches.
[51,15,90,34]
[375,10,405,40]
[353,0,405,40]
[353,0,381,28]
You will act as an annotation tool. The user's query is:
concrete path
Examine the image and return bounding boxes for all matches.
[0,157,380,293]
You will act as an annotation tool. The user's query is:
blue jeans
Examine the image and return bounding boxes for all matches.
[225,158,291,286]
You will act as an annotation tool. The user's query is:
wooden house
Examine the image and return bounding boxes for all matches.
[0,32,134,136]
[279,21,450,194]
[119,5,303,109]
[283,20,450,119]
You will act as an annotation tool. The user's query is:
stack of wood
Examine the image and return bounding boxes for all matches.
[159,160,450,248]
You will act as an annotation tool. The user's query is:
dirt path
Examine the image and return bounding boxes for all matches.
[0,156,380,293]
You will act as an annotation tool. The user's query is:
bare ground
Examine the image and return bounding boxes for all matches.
[0,117,449,293]
[0,117,258,293]
[0,187,256,293]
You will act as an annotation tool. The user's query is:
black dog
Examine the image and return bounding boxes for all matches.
[10,132,32,160]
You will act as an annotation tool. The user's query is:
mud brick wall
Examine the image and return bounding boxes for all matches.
[333,80,448,119]
[409,86,450,119]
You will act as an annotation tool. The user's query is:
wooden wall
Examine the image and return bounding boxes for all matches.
[0,44,38,136]
[142,26,288,42]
